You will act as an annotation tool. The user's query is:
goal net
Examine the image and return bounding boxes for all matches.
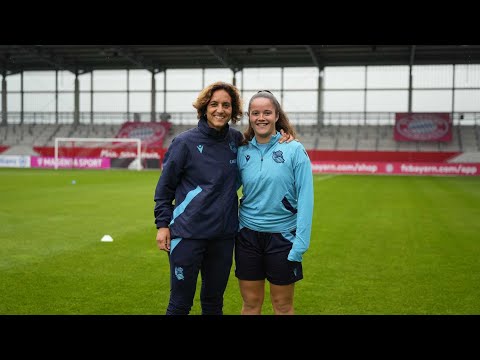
[54,137,142,170]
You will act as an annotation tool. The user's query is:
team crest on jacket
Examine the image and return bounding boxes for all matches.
[272,150,285,163]
[229,141,237,153]
[245,155,250,162]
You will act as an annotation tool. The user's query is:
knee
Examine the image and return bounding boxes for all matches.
[244,293,264,307]
[242,294,264,315]
[271,299,294,315]
[242,302,262,315]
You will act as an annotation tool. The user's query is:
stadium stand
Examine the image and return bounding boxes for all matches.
[1,120,479,156]
[2,118,480,175]
[1,45,479,172]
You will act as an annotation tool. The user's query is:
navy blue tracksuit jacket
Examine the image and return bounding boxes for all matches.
[154,116,243,240]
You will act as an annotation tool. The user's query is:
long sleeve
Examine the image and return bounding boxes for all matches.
[288,146,314,262]
[153,137,187,229]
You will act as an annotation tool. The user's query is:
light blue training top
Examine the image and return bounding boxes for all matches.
[237,131,314,262]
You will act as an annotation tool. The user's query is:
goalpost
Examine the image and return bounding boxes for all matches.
[54,137,142,171]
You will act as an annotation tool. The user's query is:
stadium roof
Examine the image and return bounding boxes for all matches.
[1,45,479,75]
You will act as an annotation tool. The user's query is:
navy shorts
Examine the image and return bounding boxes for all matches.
[234,227,303,285]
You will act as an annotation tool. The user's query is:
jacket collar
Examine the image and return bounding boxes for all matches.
[251,131,281,147]
[198,115,229,140]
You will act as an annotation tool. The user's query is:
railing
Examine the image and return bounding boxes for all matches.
[2,111,480,126]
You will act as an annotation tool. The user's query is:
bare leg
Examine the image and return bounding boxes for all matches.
[270,283,295,315]
[238,279,265,315]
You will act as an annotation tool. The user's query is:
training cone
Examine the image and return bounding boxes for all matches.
[101,234,113,242]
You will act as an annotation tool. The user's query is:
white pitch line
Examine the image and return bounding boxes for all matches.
[314,174,338,182]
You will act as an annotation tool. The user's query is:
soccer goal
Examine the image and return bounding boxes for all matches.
[54,137,142,171]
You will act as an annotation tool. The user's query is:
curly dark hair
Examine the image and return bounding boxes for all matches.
[192,81,244,124]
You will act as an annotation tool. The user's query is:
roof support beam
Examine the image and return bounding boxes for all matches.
[409,45,416,66]
[305,45,321,67]
[109,46,156,70]
[19,45,78,73]
[206,46,241,72]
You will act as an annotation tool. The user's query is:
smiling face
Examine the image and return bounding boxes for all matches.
[206,89,232,131]
[248,97,278,143]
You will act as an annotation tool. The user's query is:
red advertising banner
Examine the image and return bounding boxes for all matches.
[394,113,452,142]
[31,156,111,169]
[311,161,480,176]
[33,146,167,159]
[116,121,171,147]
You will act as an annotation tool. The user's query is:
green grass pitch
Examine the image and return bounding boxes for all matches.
[1,168,479,314]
